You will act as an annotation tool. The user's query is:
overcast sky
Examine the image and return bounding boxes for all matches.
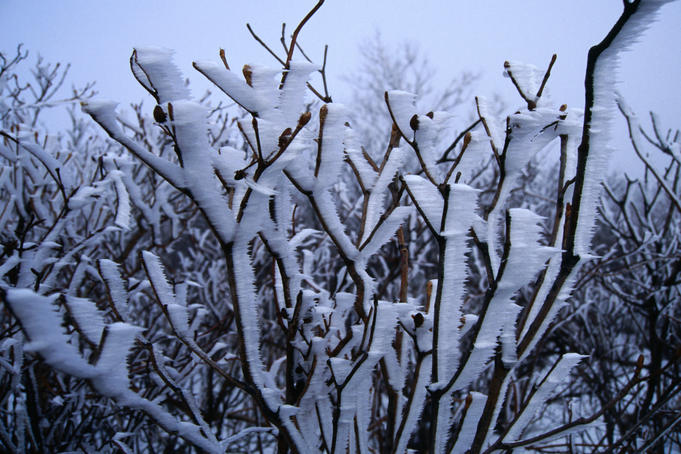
[2,0,680,174]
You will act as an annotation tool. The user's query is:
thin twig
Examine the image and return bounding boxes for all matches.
[246,23,286,66]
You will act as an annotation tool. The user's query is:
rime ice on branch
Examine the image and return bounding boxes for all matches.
[2,0,673,452]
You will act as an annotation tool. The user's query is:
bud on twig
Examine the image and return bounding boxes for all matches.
[219,48,230,70]
[243,65,253,86]
[463,131,472,149]
[413,312,424,328]
[278,128,292,148]
[319,105,328,124]
[559,104,568,120]
[153,105,167,123]
[410,114,419,131]
[298,111,311,127]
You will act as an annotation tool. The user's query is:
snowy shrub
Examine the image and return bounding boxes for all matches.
[548,100,681,451]
[0,47,227,451]
[2,1,676,452]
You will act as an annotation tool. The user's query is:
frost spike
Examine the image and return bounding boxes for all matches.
[98,259,130,322]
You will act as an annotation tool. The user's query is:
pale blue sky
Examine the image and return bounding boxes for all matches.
[2,1,680,173]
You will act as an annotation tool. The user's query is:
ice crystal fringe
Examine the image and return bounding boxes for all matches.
[59,6,672,450]
[65,296,105,345]
[231,239,267,390]
[193,60,262,113]
[133,47,191,103]
[316,104,347,188]
[573,0,674,256]
[6,289,96,378]
[98,259,130,321]
[109,170,131,229]
[503,353,586,443]
[451,392,488,454]
[279,62,318,124]
[403,174,444,231]
[361,146,409,242]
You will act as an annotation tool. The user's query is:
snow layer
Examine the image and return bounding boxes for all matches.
[386,90,417,138]
[65,296,105,345]
[98,259,130,321]
[6,289,96,378]
[503,353,585,443]
[451,392,488,454]
[133,47,191,103]
[573,0,674,256]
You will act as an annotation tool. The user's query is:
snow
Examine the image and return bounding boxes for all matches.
[193,60,263,113]
[108,170,131,229]
[6,5,667,450]
[231,238,268,390]
[451,209,559,393]
[5,289,96,378]
[279,62,318,124]
[385,90,417,138]
[475,96,503,152]
[451,392,488,454]
[98,259,130,321]
[170,100,237,242]
[312,188,359,260]
[315,104,347,188]
[83,100,186,187]
[504,61,544,102]
[0,254,20,282]
[133,47,191,103]
[573,0,674,256]
[361,146,409,244]
[503,353,586,443]
[142,251,175,305]
[6,287,222,451]
[436,183,479,380]
[17,141,65,188]
[485,105,568,276]
[403,174,444,232]
[360,206,412,259]
[91,322,144,397]
[393,355,432,454]
[65,296,105,345]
